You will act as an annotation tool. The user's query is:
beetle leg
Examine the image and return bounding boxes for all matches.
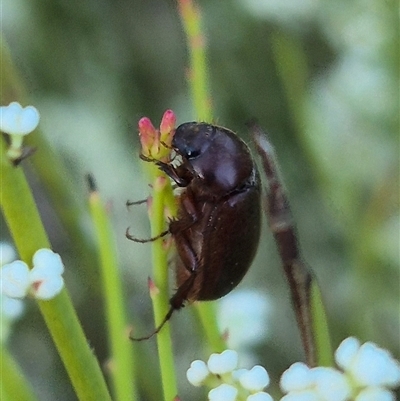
[155,161,191,187]
[130,272,197,341]
[125,227,169,243]
[251,123,317,367]
[126,198,148,207]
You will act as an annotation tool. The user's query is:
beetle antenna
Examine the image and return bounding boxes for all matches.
[130,305,175,341]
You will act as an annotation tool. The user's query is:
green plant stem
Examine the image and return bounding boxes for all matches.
[1,34,101,293]
[0,139,111,401]
[0,346,39,401]
[194,302,225,353]
[310,283,334,366]
[177,0,226,352]
[178,0,212,122]
[149,173,178,401]
[270,30,327,204]
[88,184,138,401]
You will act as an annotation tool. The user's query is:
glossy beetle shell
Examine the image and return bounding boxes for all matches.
[162,122,261,307]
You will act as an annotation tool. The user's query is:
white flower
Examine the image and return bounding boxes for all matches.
[29,249,65,300]
[32,249,64,275]
[281,338,400,401]
[280,364,350,401]
[0,249,65,301]
[30,269,64,300]
[188,349,273,400]
[0,102,40,136]
[247,392,274,401]
[1,261,30,298]
[335,336,361,370]
[280,391,319,401]
[208,383,238,401]
[355,387,396,401]
[0,242,16,266]
[1,294,25,319]
[239,365,270,391]
[208,350,238,374]
[0,294,25,343]
[345,341,400,388]
[280,362,313,392]
[310,367,351,401]
[187,360,210,386]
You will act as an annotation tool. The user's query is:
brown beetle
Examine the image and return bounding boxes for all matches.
[131,122,262,340]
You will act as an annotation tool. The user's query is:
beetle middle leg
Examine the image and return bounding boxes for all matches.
[130,234,199,341]
[130,189,203,340]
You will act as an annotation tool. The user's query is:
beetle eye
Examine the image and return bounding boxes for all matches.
[185,149,201,159]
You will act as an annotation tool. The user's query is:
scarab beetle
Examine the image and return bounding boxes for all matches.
[133,122,262,340]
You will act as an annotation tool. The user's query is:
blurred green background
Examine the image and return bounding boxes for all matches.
[1,0,399,400]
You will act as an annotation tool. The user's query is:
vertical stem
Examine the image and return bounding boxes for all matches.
[0,139,112,400]
[177,0,226,352]
[0,347,39,401]
[88,176,138,401]
[150,175,178,401]
[177,0,212,122]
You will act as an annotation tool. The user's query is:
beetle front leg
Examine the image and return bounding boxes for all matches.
[251,123,317,367]
[156,160,193,187]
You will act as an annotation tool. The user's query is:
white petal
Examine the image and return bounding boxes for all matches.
[32,275,64,300]
[280,362,312,392]
[246,392,274,401]
[0,102,22,133]
[355,387,395,401]
[311,367,352,401]
[208,350,238,374]
[0,102,40,135]
[280,390,320,401]
[187,360,210,386]
[33,249,64,275]
[30,264,60,283]
[232,368,248,381]
[350,342,400,387]
[239,365,270,391]
[1,295,25,319]
[208,384,238,401]
[335,337,361,370]
[0,242,16,266]
[19,106,40,134]
[1,261,30,298]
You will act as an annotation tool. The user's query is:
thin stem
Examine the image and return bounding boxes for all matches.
[0,139,112,401]
[177,0,212,122]
[150,174,178,401]
[0,346,39,401]
[88,176,138,401]
[310,283,334,366]
[1,35,101,294]
[195,302,225,353]
[177,0,226,352]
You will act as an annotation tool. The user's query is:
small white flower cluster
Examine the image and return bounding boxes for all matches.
[0,101,40,159]
[187,350,273,401]
[187,339,400,401]
[280,337,400,401]
[1,248,65,301]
